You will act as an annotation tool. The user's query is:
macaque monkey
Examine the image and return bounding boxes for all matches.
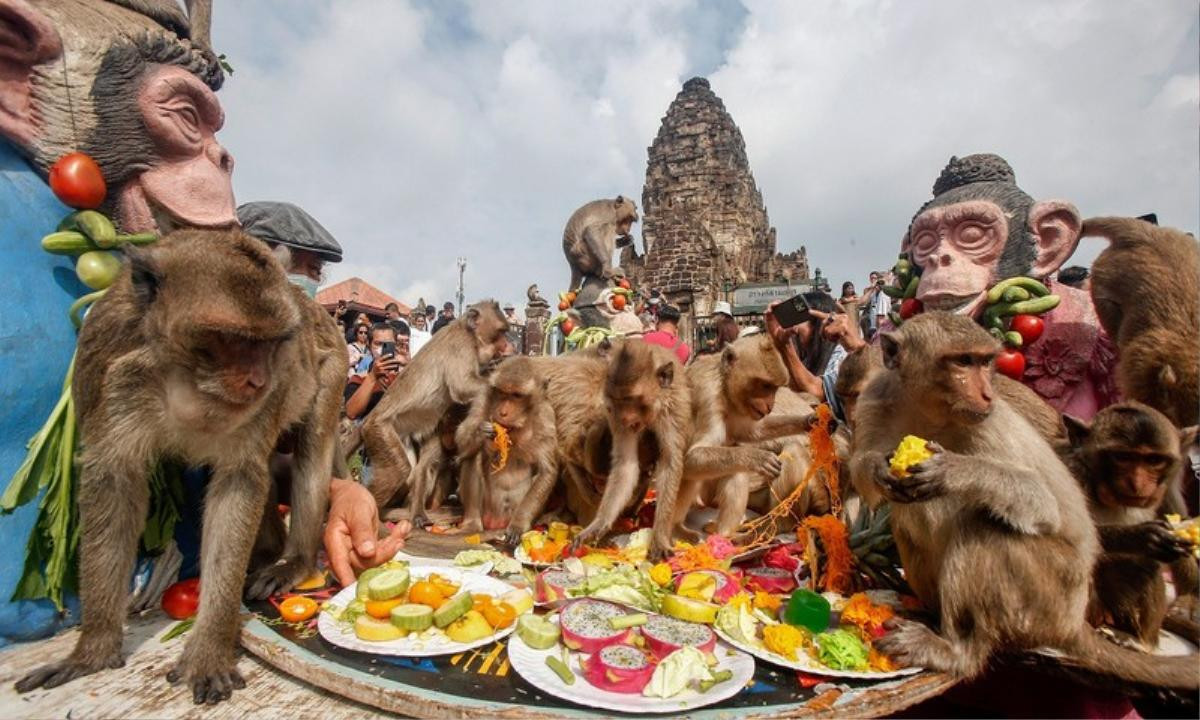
[403,403,469,525]
[17,230,344,704]
[1085,216,1200,427]
[676,335,818,539]
[851,312,1197,689]
[571,342,692,558]
[454,357,557,544]
[1062,402,1199,644]
[362,301,512,516]
[562,196,639,289]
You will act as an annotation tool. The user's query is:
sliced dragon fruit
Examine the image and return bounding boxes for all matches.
[581,644,656,694]
[536,569,583,605]
[744,566,797,594]
[559,599,633,654]
[675,569,740,603]
[641,613,716,660]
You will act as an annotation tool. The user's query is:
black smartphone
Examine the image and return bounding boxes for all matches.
[379,341,396,359]
[773,293,813,328]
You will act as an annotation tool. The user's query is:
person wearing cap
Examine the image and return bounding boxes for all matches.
[711,300,738,352]
[641,304,691,364]
[237,201,343,298]
[432,301,456,335]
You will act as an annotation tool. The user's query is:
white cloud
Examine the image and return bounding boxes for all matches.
[212,0,1198,304]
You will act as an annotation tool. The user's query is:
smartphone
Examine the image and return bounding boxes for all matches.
[379,341,396,359]
[773,293,813,328]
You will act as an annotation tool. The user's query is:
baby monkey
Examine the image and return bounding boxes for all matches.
[1063,402,1199,644]
[456,357,557,546]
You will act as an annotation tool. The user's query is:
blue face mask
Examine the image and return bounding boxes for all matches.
[288,274,320,298]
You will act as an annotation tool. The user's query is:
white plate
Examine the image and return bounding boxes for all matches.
[713,626,922,680]
[508,617,756,714]
[318,566,517,657]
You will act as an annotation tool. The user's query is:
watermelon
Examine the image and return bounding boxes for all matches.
[744,566,797,594]
[536,569,584,605]
[641,613,716,660]
[559,599,632,654]
[581,644,656,694]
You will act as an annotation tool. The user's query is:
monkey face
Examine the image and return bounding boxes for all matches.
[939,351,997,422]
[1097,449,1173,508]
[734,377,778,420]
[490,389,530,430]
[186,332,281,408]
[609,394,653,434]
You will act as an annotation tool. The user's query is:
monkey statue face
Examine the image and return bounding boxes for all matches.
[606,343,674,434]
[882,313,999,426]
[902,154,1082,318]
[721,335,789,420]
[0,1,236,233]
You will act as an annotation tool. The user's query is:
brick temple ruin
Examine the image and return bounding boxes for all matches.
[620,77,813,344]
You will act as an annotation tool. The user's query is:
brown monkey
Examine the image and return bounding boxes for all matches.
[851,312,1197,689]
[1085,216,1200,427]
[403,402,470,524]
[362,301,511,519]
[570,341,692,558]
[454,357,558,545]
[676,335,818,539]
[17,230,344,704]
[562,196,639,289]
[1062,402,1199,644]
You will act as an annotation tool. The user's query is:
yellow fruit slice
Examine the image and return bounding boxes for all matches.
[889,435,933,478]
[661,594,719,624]
[354,614,406,642]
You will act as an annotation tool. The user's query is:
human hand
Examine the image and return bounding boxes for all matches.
[764,302,799,348]
[371,354,402,385]
[324,477,412,587]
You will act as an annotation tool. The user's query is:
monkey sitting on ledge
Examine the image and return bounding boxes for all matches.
[851,312,1197,690]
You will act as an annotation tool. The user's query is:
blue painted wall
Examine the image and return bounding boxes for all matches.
[0,139,87,644]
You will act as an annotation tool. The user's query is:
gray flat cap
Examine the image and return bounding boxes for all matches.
[237,201,343,263]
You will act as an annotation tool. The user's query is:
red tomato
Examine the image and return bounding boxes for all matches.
[561,319,576,335]
[995,349,1026,380]
[1009,314,1044,345]
[611,294,627,311]
[162,578,201,619]
[899,298,923,320]
[48,152,106,209]
[558,301,570,311]
[617,278,631,290]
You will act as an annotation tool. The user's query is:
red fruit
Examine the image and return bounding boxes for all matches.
[1009,314,1044,345]
[535,569,583,605]
[582,644,655,694]
[641,613,717,660]
[617,278,631,290]
[744,566,797,594]
[899,298,923,320]
[48,152,106,209]
[559,599,633,654]
[561,320,576,335]
[162,578,201,619]
[995,349,1026,380]
[611,294,627,311]
[558,301,570,311]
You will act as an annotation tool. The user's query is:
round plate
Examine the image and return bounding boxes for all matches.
[713,626,922,680]
[1156,629,1198,657]
[318,566,518,657]
[508,617,756,714]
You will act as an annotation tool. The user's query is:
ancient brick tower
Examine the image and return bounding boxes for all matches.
[621,77,808,334]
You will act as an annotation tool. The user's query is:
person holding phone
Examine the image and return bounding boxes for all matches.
[345,323,406,420]
[765,291,866,422]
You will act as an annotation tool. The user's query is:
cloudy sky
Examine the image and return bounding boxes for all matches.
[211,0,1199,310]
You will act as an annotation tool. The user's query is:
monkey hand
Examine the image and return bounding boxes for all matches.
[167,641,245,705]
[324,479,412,587]
[245,555,315,601]
[570,522,607,554]
[743,448,783,478]
[15,642,125,693]
[874,618,941,671]
[875,453,947,504]
[481,421,497,440]
[649,533,674,563]
[1138,520,1193,562]
[500,524,524,549]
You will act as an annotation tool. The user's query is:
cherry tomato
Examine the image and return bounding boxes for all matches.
[995,349,1026,380]
[558,301,570,311]
[612,294,627,311]
[1009,314,1044,345]
[899,297,923,320]
[279,595,319,623]
[364,597,405,619]
[618,278,631,290]
[561,319,576,335]
[48,152,106,209]
[162,578,200,620]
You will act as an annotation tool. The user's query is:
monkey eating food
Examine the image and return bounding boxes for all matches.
[850,312,1197,690]
[16,229,345,704]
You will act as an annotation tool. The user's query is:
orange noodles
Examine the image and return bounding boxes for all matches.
[803,514,853,594]
[736,403,840,552]
[490,423,511,472]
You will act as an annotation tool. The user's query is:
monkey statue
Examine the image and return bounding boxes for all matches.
[851,312,1196,690]
[16,229,344,704]
[1062,402,1199,644]
[897,153,1116,420]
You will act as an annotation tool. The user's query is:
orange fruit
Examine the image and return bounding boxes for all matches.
[279,596,319,623]
[409,581,445,608]
[612,294,627,311]
[481,602,516,630]
[364,597,405,619]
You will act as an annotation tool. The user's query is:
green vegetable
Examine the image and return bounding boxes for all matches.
[986,277,1049,304]
[1003,331,1023,348]
[566,564,666,612]
[1001,286,1031,303]
[546,655,575,685]
[815,628,869,671]
[59,210,116,248]
[160,618,195,643]
[610,613,648,630]
[453,549,520,575]
[698,669,733,693]
[982,295,1061,328]
[880,284,904,299]
[715,603,759,647]
[41,230,94,255]
[902,275,920,299]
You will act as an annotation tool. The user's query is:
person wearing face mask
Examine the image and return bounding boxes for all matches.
[236,201,344,297]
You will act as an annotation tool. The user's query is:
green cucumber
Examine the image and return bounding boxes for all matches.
[902,274,920,299]
[1001,286,1031,303]
[390,603,434,631]
[610,613,648,630]
[355,567,385,601]
[433,591,472,628]
[41,230,94,255]
[516,614,560,649]
[1003,331,1023,348]
[365,568,411,601]
[546,655,575,685]
[880,284,904,299]
[986,277,1049,304]
[67,210,117,248]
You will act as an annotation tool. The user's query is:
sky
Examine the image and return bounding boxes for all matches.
[210,0,1199,311]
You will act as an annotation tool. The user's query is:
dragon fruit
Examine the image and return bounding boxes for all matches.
[581,644,656,694]
[536,569,584,605]
[641,613,716,660]
[744,566,797,594]
[559,599,633,654]
[675,569,739,603]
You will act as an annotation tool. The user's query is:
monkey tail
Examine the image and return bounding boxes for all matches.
[1059,625,1200,691]
[1081,216,1156,249]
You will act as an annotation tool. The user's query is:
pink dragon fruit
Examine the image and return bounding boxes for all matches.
[641,613,717,660]
[559,599,633,654]
[744,566,797,594]
[536,569,583,605]
[581,644,656,694]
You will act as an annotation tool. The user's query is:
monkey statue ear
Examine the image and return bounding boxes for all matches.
[1062,414,1091,448]
[1028,200,1083,279]
[656,361,675,389]
[0,0,61,148]
[126,247,162,305]
[1180,425,1199,451]
[879,332,902,370]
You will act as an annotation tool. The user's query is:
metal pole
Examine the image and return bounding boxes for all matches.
[456,257,466,315]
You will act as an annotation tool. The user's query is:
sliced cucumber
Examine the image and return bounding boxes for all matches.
[433,591,472,628]
[356,567,385,601]
[516,614,560,649]
[366,568,411,601]
[390,603,434,632]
